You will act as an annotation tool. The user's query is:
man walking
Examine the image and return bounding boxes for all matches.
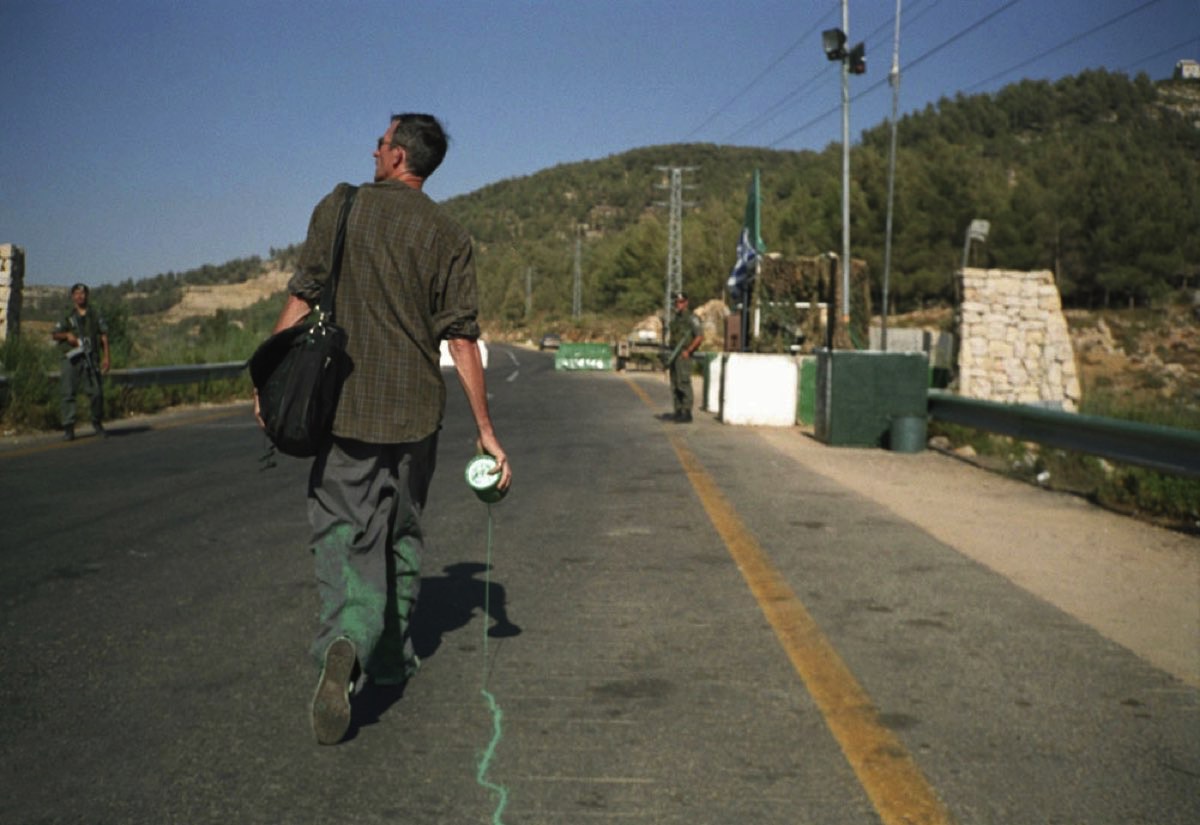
[667,291,703,423]
[51,283,110,441]
[261,113,512,745]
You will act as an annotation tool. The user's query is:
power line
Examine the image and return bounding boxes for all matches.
[722,64,835,143]
[1118,34,1200,74]
[768,0,1029,147]
[899,0,1028,76]
[965,0,1167,93]
[687,5,838,141]
[857,0,941,54]
[715,0,940,145]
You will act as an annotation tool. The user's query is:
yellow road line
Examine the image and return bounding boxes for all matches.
[623,375,954,825]
[623,377,657,408]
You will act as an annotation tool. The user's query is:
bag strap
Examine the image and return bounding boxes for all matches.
[316,185,359,325]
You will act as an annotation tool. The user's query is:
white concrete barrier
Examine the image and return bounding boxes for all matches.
[704,354,725,412]
[720,353,798,426]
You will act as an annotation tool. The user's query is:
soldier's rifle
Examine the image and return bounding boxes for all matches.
[69,314,103,384]
[660,336,688,370]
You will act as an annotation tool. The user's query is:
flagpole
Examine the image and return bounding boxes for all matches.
[728,169,764,353]
[748,168,761,352]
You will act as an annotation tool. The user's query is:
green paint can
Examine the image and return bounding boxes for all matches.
[465,454,507,503]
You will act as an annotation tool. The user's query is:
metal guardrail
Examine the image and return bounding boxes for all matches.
[103,361,247,388]
[927,390,1200,479]
[0,362,247,391]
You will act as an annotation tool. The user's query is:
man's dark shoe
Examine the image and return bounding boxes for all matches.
[93,422,108,438]
[62,426,75,442]
[675,411,693,423]
[312,637,356,745]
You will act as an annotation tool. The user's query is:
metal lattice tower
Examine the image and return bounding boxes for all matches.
[656,166,697,342]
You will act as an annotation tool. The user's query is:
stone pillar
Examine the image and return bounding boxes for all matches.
[956,267,1082,411]
[0,244,25,343]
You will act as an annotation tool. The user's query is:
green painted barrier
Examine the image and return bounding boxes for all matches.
[814,350,929,447]
[797,356,816,426]
[554,343,614,371]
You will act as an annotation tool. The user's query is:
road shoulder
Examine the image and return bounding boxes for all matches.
[752,426,1199,687]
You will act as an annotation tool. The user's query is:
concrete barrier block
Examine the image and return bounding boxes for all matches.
[705,354,725,413]
[721,353,798,426]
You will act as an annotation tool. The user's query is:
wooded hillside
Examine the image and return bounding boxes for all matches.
[440,69,1198,322]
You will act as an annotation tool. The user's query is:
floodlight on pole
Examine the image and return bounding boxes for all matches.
[848,42,866,74]
[822,2,866,346]
[822,28,847,60]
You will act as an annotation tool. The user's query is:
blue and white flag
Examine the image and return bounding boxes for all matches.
[726,169,765,301]
[727,227,757,299]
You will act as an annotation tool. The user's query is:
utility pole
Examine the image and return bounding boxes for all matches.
[572,227,582,318]
[881,0,903,351]
[839,0,851,336]
[822,1,865,347]
[525,266,533,320]
[655,165,697,343]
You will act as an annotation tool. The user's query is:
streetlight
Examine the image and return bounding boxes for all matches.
[822,2,866,347]
[822,28,847,60]
[961,219,990,273]
[822,29,865,72]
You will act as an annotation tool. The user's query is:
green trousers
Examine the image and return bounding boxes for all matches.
[670,355,694,416]
[60,357,103,427]
[306,433,438,682]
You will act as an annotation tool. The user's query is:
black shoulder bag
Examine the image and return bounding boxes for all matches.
[248,186,358,458]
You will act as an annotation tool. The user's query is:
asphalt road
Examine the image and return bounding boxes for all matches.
[1,343,1196,825]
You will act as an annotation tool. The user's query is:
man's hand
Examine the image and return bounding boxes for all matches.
[448,337,512,491]
[476,435,512,491]
[253,389,265,429]
[477,436,511,490]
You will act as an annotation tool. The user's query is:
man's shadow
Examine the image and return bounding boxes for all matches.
[413,561,522,657]
[350,562,520,731]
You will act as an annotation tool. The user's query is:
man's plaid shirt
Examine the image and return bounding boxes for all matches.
[288,181,481,444]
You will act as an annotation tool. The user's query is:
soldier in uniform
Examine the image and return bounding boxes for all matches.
[51,283,110,441]
[666,291,704,423]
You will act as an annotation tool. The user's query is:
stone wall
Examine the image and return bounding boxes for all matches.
[957,267,1081,411]
[0,244,25,343]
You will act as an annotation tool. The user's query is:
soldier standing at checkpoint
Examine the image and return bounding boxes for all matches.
[666,291,703,423]
[51,283,110,441]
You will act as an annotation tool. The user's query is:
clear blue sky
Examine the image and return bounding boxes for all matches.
[2,0,1196,286]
